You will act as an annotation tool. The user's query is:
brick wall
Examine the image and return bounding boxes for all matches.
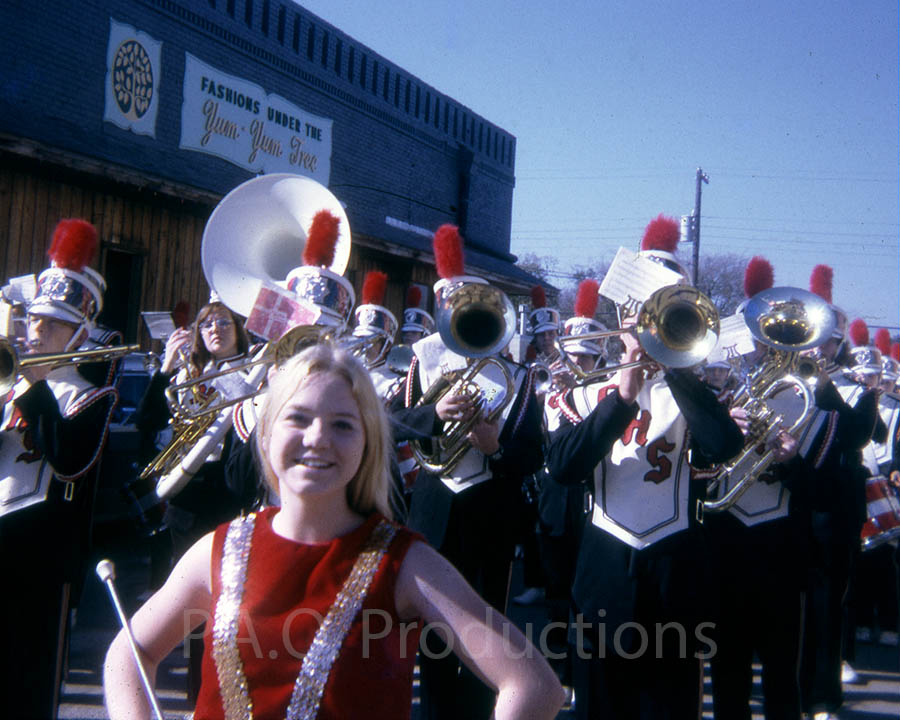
[0,0,516,257]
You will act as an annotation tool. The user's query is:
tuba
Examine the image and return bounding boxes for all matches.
[408,278,517,476]
[201,173,351,318]
[701,287,836,514]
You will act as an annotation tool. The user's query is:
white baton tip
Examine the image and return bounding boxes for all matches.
[96,559,116,582]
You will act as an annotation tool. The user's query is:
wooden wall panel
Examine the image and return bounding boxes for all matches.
[2,162,469,349]
[1,164,211,348]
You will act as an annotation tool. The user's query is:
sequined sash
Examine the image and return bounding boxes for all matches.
[212,514,397,720]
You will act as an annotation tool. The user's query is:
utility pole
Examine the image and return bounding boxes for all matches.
[692,167,709,286]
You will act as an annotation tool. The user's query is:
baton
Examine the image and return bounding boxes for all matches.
[96,559,166,720]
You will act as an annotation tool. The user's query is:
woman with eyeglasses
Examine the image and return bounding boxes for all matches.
[134,300,259,701]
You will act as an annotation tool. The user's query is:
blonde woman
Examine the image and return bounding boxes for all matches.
[106,342,565,719]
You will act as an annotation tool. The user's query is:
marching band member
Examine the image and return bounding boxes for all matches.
[351,270,400,399]
[104,342,564,720]
[700,359,733,394]
[840,321,898,678]
[396,224,545,720]
[871,335,900,645]
[797,266,880,720]
[230,209,355,446]
[225,208,356,504]
[545,215,744,720]
[391,286,437,499]
[135,298,255,553]
[399,284,435,347]
[537,279,606,695]
[528,284,562,373]
[508,285,563,608]
[0,219,117,719]
[349,269,414,521]
[706,257,811,719]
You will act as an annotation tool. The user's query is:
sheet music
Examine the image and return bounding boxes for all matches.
[413,332,469,375]
[707,312,755,363]
[1,274,37,305]
[598,247,683,308]
[141,311,177,340]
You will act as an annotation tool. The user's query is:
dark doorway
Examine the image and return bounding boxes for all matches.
[98,247,143,342]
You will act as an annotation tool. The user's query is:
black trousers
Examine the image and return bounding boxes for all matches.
[415,482,515,720]
[710,580,803,719]
[570,630,704,720]
[0,504,77,720]
[708,516,804,720]
[799,512,855,714]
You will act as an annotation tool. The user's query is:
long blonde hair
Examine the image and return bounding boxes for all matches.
[255,342,392,519]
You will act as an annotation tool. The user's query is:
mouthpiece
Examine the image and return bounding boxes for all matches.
[96,559,116,582]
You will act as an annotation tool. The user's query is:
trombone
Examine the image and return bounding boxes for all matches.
[554,285,720,385]
[0,336,140,393]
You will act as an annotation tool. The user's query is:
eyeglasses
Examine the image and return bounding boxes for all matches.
[199,318,234,331]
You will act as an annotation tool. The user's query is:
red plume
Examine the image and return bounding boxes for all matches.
[809,265,833,303]
[892,343,900,362]
[302,210,341,267]
[574,279,600,318]
[361,271,388,305]
[530,286,547,309]
[743,256,774,298]
[172,300,191,329]
[406,286,422,308]
[48,219,98,271]
[848,318,869,347]
[641,214,680,253]
[874,328,891,356]
[433,224,465,279]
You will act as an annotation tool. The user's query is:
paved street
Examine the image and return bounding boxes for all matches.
[57,529,900,720]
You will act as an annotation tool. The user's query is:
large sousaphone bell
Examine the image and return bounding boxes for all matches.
[201,173,351,318]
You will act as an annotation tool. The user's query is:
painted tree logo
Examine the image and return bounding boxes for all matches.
[112,40,153,120]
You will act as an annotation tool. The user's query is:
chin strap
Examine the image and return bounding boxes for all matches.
[64,320,93,352]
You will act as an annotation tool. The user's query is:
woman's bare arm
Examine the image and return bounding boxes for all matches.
[103,533,214,719]
[395,541,565,720]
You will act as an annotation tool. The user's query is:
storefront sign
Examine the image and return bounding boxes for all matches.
[180,53,332,183]
[103,18,162,137]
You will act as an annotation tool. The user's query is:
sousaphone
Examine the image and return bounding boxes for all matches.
[201,173,351,317]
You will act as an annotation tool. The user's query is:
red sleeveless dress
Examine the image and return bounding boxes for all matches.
[194,507,423,719]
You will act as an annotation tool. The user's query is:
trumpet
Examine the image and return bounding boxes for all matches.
[0,336,139,393]
[701,287,836,514]
[554,285,720,386]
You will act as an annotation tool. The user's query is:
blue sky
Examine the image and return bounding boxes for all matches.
[297,1,899,331]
